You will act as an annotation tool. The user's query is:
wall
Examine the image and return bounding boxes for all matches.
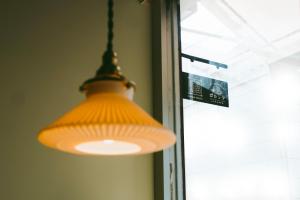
[0,0,153,200]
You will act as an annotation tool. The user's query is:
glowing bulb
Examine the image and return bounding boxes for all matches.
[75,140,141,155]
[102,139,115,144]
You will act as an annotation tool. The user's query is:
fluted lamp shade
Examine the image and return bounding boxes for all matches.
[37,0,176,155]
[38,81,176,155]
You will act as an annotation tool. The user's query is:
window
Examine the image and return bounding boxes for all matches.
[179,0,300,200]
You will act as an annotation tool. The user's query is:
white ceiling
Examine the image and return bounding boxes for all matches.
[181,0,300,87]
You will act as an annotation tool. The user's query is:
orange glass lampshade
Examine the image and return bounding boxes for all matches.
[38,81,176,155]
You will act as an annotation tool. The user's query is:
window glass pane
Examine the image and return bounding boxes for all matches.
[180,0,300,199]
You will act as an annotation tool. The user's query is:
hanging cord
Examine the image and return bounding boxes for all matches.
[80,0,136,91]
[95,0,119,76]
[107,0,114,52]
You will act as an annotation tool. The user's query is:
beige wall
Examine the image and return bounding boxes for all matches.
[0,0,153,200]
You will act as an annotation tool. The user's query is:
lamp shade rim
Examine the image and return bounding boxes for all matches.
[38,124,176,155]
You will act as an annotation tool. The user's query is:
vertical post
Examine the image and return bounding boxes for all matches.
[152,1,166,199]
[152,0,184,200]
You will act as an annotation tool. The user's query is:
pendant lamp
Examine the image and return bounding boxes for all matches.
[37,0,176,155]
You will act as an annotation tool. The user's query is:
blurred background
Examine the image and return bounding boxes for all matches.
[180,0,300,199]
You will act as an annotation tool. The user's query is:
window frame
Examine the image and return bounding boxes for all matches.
[151,1,185,200]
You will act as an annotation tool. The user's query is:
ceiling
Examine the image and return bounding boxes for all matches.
[181,0,300,87]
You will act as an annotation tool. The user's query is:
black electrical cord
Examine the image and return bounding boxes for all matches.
[80,0,136,91]
[107,0,114,52]
[94,0,118,76]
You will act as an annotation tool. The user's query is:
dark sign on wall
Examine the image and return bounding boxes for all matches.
[181,72,229,107]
